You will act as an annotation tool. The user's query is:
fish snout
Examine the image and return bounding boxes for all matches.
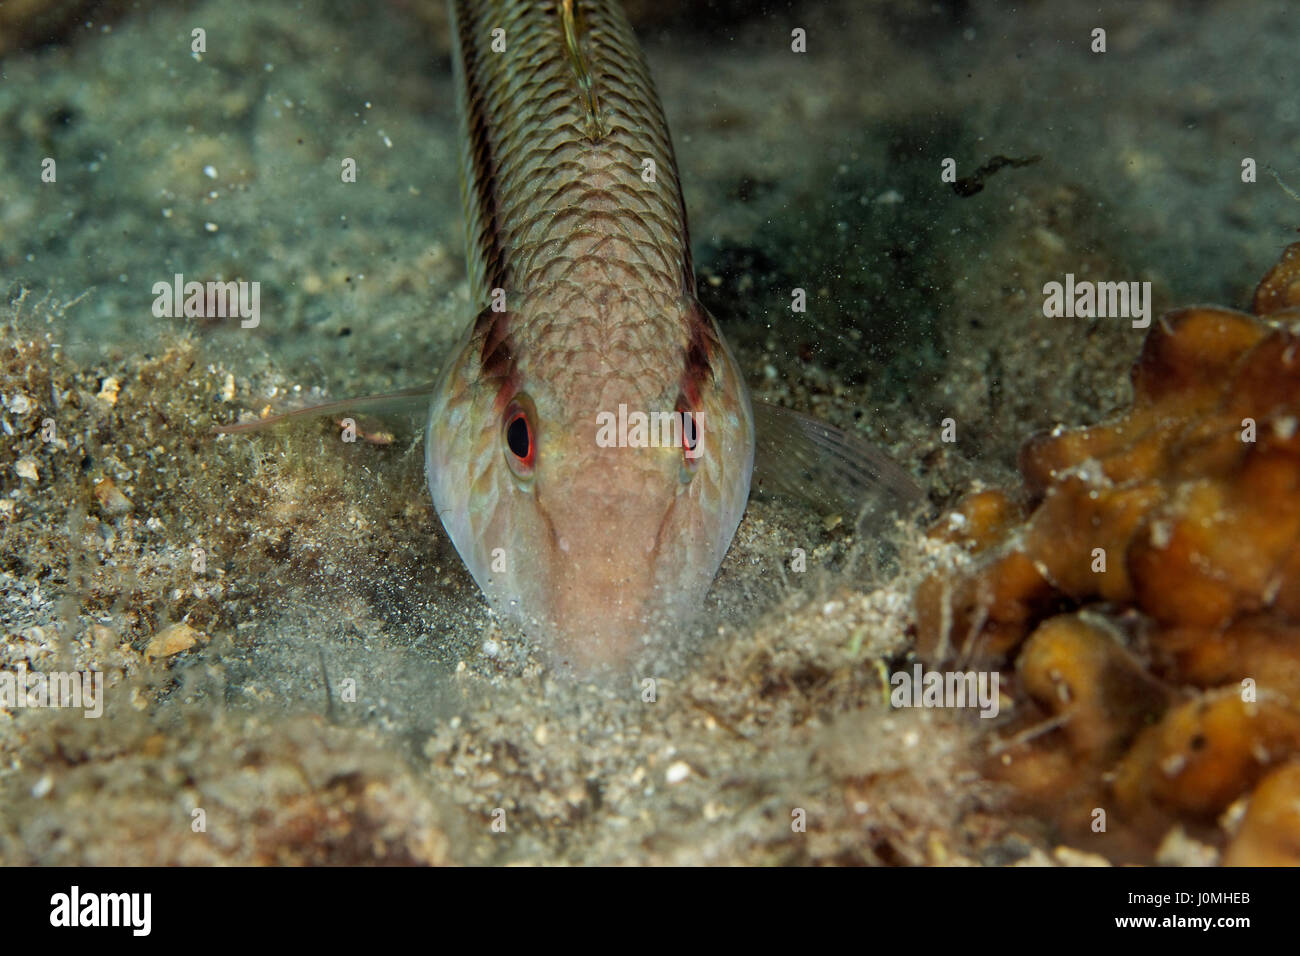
[546,572,658,671]
[538,494,678,671]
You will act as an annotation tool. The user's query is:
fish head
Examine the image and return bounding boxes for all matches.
[426,297,754,673]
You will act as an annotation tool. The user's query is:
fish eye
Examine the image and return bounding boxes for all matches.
[678,396,701,482]
[502,397,536,479]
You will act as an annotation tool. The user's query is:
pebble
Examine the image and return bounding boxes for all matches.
[145,621,205,659]
[1053,845,1112,867]
[93,477,133,515]
[97,377,120,405]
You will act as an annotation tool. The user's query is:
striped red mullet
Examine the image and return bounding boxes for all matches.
[216,0,922,675]
[425,0,755,671]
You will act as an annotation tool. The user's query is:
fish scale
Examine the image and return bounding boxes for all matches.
[453,0,689,306]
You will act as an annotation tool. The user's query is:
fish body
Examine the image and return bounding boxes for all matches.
[427,0,755,669]
[216,0,920,672]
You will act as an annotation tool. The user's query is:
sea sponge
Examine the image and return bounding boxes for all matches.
[1223,761,1300,866]
[1016,614,1167,763]
[1111,691,1300,821]
[915,242,1300,861]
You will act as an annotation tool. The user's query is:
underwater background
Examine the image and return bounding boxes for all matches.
[1,0,1298,864]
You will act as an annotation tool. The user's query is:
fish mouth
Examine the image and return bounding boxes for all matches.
[528,507,677,673]
[541,594,656,673]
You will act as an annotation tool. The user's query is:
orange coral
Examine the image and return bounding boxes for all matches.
[916,242,1300,862]
[1223,762,1300,866]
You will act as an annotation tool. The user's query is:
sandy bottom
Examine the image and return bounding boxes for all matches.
[1,0,1296,863]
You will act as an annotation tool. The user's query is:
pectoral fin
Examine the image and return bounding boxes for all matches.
[751,399,925,527]
[211,383,437,437]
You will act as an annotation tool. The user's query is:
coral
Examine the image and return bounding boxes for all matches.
[1223,761,1300,866]
[915,242,1300,862]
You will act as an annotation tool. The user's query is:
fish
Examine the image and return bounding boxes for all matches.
[216,0,923,673]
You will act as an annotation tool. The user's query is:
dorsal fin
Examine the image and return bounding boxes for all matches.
[561,0,607,141]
